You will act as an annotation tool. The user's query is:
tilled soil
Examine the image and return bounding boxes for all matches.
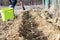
[0,10,60,40]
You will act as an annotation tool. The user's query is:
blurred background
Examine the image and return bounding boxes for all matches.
[0,0,60,9]
[0,0,60,15]
[0,0,42,6]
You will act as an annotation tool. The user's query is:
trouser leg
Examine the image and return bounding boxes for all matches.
[9,0,17,8]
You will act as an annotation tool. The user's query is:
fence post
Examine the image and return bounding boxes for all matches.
[45,0,50,9]
[51,0,57,6]
[42,0,45,8]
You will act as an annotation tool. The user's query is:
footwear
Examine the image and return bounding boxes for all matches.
[9,5,14,9]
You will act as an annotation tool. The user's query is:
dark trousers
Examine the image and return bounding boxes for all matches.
[9,0,17,8]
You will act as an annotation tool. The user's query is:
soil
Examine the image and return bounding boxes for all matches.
[0,10,60,40]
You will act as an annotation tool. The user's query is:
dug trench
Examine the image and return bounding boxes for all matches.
[19,11,48,40]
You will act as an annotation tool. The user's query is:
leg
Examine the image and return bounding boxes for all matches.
[9,0,17,8]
